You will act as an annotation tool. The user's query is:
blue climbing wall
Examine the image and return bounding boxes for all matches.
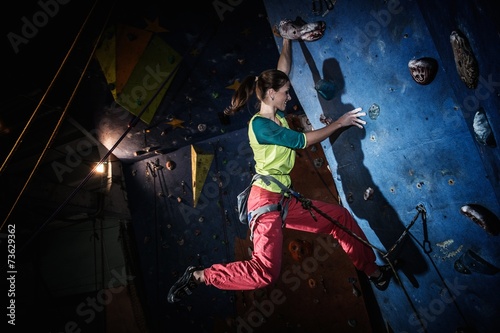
[263,0,500,332]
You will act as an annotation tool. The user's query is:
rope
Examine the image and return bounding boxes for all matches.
[298,196,389,254]
[296,194,429,332]
[296,195,426,260]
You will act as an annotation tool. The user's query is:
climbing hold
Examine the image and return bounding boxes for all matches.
[454,249,500,275]
[198,123,207,132]
[460,204,500,235]
[315,79,336,100]
[165,160,176,170]
[288,239,313,261]
[319,114,333,125]
[363,187,374,200]
[408,57,438,85]
[453,258,472,274]
[473,108,496,147]
[273,16,326,42]
[450,30,479,89]
[368,103,380,120]
[313,157,324,168]
[191,145,214,207]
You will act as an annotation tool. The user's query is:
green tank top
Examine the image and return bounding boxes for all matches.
[248,111,307,193]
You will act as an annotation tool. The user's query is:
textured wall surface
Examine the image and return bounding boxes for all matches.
[262,0,500,332]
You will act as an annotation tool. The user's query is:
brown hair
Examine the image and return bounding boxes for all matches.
[224,69,289,115]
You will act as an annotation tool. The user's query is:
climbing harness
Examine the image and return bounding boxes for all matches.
[238,173,300,240]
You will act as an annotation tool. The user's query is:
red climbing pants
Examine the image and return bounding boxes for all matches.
[203,186,379,290]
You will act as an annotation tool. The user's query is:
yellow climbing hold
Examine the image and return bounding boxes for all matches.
[191,145,214,207]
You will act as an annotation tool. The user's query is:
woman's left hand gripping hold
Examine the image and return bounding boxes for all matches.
[337,108,366,129]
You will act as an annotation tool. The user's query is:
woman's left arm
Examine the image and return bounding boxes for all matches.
[305,108,366,147]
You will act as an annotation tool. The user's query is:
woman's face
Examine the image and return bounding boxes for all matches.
[273,81,291,110]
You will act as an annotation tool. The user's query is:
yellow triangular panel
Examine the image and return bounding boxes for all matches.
[117,35,182,124]
[95,25,117,99]
[115,24,153,94]
[191,145,214,207]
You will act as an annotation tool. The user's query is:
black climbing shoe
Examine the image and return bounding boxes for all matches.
[167,266,200,303]
[369,265,392,291]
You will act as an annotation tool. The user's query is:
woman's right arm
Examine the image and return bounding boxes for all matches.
[277,38,292,75]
